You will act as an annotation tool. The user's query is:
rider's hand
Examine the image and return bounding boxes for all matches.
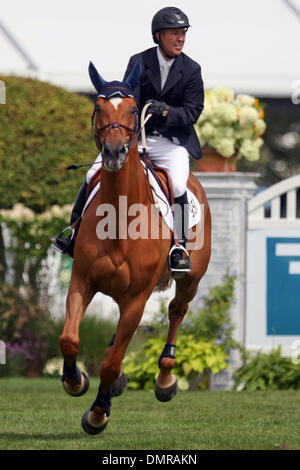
[146,100,169,118]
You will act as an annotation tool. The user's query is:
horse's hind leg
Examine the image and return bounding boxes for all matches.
[59,276,94,396]
[155,279,199,402]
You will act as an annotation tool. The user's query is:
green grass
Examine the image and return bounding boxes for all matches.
[0,377,300,450]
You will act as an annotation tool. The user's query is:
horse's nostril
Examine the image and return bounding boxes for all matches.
[119,144,126,154]
[103,143,126,158]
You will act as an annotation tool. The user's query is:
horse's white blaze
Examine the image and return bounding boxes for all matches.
[110,97,123,110]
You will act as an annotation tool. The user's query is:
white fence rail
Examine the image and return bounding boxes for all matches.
[248,174,300,229]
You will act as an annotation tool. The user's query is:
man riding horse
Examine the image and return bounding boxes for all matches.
[51,6,204,275]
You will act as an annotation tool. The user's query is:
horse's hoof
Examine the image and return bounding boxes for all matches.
[62,371,89,397]
[81,410,108,435]
[155,377,178,402]
[112,371,127,397]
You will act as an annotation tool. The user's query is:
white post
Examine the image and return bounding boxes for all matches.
[193,171,259,389]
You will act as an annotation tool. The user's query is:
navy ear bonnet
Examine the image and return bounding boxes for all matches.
[89,61,141,99]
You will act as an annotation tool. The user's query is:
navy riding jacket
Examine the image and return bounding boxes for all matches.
[123,47,204,160]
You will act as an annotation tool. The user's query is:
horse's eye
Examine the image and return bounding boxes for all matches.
[131,106,138,115]
[95,105,101,113]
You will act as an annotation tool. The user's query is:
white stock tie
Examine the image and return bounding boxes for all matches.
[160,63,169,90]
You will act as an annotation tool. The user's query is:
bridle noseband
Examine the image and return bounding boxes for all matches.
[91,102,139,154]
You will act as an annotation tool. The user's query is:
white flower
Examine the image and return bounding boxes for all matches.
[39,210,53,223]
[200,122,217,140]
[213,87,235,102]
[235,128,254,140]
[214,138,236,157]
[51,204,64,219]
[235,94,255,107]
[211,102,238,126]
[7,203,35,224]
[253,119,266,137]
[61,204,73,219]
[22,207,35,223]
[239,106,259,128]
[239,139,260,161]
[216,126,235,139]
[195,87,266,162]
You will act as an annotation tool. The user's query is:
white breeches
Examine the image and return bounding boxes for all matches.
[86,135,189,198]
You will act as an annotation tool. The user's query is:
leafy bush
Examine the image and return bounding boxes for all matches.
[183,272,238,350]
[0,75,96,212]
[125,272,238,390]
[50,314,117,377]
[233,346,300,391]
[0,203,71,295]
[0,284,57,376]
[0,283,116,377]
[147,272,238,351]
[124,335,229,391]
[78,315,116,376]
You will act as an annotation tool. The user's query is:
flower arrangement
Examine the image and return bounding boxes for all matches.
[195,87,266,161]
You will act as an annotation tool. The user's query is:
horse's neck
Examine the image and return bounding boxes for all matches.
[99,147,148,207]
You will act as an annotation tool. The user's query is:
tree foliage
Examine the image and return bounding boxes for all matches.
[0,75,97,212]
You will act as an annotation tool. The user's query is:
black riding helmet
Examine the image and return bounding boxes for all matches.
[151,7,191,44]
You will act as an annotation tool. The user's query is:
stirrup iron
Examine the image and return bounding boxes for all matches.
[51,225,75,254]
[168,244,191,275]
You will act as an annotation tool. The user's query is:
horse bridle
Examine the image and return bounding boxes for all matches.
[91,103,139,154]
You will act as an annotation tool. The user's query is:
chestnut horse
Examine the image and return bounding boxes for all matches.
[59,62,211,435]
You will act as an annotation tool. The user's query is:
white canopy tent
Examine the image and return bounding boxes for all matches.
[1,0,299,97]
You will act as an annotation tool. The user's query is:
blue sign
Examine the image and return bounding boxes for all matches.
[267,237,300,335]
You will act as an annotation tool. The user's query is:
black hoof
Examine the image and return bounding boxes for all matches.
[81,410,108,435]
[155,377,178,402]
[62,371,89,397]
[112,371,127,397]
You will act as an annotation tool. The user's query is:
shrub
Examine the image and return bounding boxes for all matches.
[0,75,96,212]
[233,346,300,391]
[124,335,229,391]
[147,272,239,352]
[77,315,116,376]
[41,314,117,377]
[0,284,57,376]
[125,272,238,390]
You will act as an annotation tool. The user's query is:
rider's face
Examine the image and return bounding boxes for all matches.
[157,28,187,59]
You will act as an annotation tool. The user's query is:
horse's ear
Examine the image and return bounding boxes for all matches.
[124,61,141,91]
[88,61,107,93]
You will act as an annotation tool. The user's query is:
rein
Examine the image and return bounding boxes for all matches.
[91,107,139,155]
[67,101,148,171]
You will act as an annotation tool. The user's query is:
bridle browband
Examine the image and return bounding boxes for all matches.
[91,96,140,154]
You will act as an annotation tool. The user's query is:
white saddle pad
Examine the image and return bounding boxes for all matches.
[82,172,201,232]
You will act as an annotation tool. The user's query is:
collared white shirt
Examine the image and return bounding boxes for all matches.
[157,47,175,90]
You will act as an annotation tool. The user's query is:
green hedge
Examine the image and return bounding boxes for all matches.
[0,75,97,212]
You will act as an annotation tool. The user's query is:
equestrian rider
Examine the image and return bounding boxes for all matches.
[51,6,204,274]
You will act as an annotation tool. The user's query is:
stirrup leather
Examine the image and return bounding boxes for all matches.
[168,244,191,273]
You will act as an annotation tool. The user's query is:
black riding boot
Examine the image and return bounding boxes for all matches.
[169,191,191,277]
[50,181,88,256]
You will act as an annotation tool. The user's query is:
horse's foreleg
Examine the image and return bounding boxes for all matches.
[82,295,146,434]
[59,278,94,396]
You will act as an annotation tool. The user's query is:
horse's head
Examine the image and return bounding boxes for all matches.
[89,61,141,172]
